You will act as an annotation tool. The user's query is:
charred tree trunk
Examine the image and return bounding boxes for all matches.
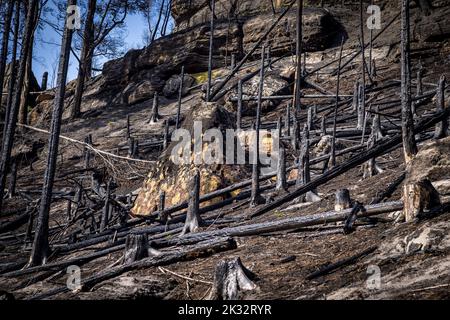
[27,0,75,267]
[149,92,160,124]
[41,71,48,91]
[401,0,418,164]
[434,75,447,139]
[175,66,184,129]
[100,179,111,232]
[18,1,39,125]
[123,234,148,264]
[363,115,384,179]
[2,0,20,143]
[359,0,367,141]
[357,82,364,129]
[181,170,203,235]
[335,189,351,211]
[0,0,38,210]
[293,0,303,112]
[71,0,96,120]
[330,37,344,168]
[151,0,166,43]
[352,81,359,112]
[292,115,300,150]
[276,143,287,191]
[285,102,291,137]
[250,46,266,207]
[7,161,17,198]
[206,0,215,102]
[163,119,170,149]
[0,0,14,113]
[236,79,243,129]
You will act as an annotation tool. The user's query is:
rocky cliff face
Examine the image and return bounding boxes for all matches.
[32,2,344,123]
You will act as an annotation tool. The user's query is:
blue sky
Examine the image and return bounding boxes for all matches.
[32,8,168,87]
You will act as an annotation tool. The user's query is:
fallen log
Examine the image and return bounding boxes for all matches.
[151,201,403,249]
[28,237,237,300]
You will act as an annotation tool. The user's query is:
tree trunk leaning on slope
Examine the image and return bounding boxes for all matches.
[71,0,96,120]
[0,0,38,211]
[400,0,418,164]
[28,0,76,267]
[0,0,14,111]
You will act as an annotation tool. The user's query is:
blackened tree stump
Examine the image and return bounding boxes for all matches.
[123,234,149,264]
[402,178,441,222]
[335,189,351,211]
[209,257,257,300]
[276,144,287,191]
[149,92,160,124]
[181,170,203,235]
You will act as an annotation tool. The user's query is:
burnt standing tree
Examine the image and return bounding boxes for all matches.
[400,0,418,164]
[0,0,14,106]
[0,0,38,211]
[2,0,21,143]
[293,0,303,113]
[28,0,76,267]
[70,0,96,120]
[330,37,345,167]
[250,46,266,207]
[70,0,130,119]
[206,0,215,102]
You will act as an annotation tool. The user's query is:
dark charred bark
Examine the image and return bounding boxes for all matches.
[27,0,76,267]
[71,0,96,120]
[2,0,20,143]
[276,143,287,191]
[181,170,203,235]
[206,0,215,102]
[0,0,38,210]
[149,92,160,124]
[250,46,266,207]
[0,0,14,114]
[293,0,303,112]
[8,161,17,198]
[41,71,48,91]
[335,189,351,211]
[100,179,111,232]
[400,0,418,164]
[123,234,148,264]
[330,37,344,168]
[236,79,243,129]
[285,102,291,137]
[209,257,257,300]
[175,66,184,129]
[163,119,170,149]
[434,75,447,139]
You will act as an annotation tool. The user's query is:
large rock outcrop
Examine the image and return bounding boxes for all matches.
[131,101,251,216]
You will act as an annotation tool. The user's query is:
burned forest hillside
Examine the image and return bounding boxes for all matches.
[0,0,450,301]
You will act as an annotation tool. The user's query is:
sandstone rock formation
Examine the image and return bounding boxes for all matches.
[32,2,343,121]
[132,101,251,216]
